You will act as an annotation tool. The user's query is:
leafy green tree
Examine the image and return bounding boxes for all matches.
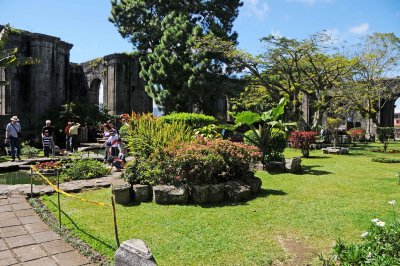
[331,33,400,132]
[0,24,40,86]
[109,0,242,114]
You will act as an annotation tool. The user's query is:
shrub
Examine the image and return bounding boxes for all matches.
[21,142,40,158]
[372,158,400,163]
[244,130,286,162]
[289,131,317,158]
[118,124,130,140]
[193,124,222,140]
[347,127,366,142]
[127,113,192,158]
[321,201,400,265]
[161,112,217,129]
[62,159,109,181]
[377,127,395,152]
[123,139,262,186]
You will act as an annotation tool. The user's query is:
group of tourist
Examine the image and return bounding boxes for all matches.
[100,121,127,172]
[5,115,127,171]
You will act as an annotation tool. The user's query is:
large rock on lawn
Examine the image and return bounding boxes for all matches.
[132,184,151,202]
[190,184,224,204]
[152,185,189,204]
[115,239,157,266]
[224,181,252,202]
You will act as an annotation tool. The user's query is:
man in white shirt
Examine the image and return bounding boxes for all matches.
[5,116,22,161]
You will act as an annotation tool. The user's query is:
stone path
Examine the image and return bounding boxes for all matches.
[0,194,94,266]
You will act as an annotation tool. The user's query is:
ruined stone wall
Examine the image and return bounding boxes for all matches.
[0,29,72,136]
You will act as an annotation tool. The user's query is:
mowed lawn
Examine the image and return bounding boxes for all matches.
[41,142,400,265]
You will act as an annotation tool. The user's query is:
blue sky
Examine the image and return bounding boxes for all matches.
[1,0,399,63]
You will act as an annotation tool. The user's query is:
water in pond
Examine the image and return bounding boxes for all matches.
[0,171,57,185]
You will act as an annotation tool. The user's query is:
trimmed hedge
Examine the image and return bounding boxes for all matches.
[372,158,400,163]
[161,112,217,128]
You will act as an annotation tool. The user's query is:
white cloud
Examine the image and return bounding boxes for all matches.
[243,0,271,19]
[349,23,369,34]
[286,0,332,5]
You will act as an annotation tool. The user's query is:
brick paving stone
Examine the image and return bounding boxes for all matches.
[23,222,49,234]
[11,203,31,211]
[0,250,18,265]
[0,240,7,252]
[41,239,74,255]
[0,217,20,228]
[14,209,35,218]
[18,216,41,225]
[21,257,58,266]
[31,231,60,243]
[53,250,91,266]
[5,234,36,248]
[9,197,27,204]
[13,245,47,262]
[0,205,12,213]
[0,211,16,220]
[0,225,26,238]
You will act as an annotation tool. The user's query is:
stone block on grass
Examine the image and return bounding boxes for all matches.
[224,181,252,202]
[152,185,188,205]
[132,185,151,202]
[190,184,224,204]
[115,239,157,266]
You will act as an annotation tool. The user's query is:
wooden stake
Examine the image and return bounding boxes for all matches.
[111,196,120,248]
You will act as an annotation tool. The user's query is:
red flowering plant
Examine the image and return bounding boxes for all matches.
[165,138,261,185]
[289,131,318,158]
[347,128,366,142]
[34,161,63,170]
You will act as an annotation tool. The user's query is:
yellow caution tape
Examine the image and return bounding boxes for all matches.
[31,166,112,207]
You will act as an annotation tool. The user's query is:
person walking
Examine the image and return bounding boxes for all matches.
[42,130,52,157]
[42,120,55,155]
[5,116,22,161]
[69,122,80,152]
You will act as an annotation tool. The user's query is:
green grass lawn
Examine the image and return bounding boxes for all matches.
[41,141,400,265]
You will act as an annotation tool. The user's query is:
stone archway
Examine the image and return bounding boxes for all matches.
[88,78,103,106]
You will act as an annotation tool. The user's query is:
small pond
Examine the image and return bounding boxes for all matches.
[0,171,57,185]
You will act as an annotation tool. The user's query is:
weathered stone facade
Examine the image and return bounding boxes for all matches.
[0,27,152,137]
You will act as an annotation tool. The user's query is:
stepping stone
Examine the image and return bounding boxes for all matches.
[5,234,36,248]
[13,245,47,262]
[0,225,26,238]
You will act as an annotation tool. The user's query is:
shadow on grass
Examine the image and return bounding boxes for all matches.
[305,155,331,159]
[300,165,332,176]
[197,188,287,208]
[48,200,115,251]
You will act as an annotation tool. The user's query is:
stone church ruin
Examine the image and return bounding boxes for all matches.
[0,26,152,138]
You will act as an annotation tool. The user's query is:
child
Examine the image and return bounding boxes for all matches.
[42,130,52,157]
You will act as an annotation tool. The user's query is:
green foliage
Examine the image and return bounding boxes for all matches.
[161,112,216,129]
[20,142,40,158]
[118,124,130,140]
[193,124,222,140]
[377,127,395,152]
[123,139,261,185]
[231,98,294,164]
[62,159,109,181]
[0,24,40,86]
[229,84,274,114]
[244,130,287,162]
[110,0,242,113]
[127,113,192,158]
[372,158,400,163]
[321,201,400,265]
[47,101,113,130]
[326,117,342,148]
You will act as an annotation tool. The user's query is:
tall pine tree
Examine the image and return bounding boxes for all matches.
[109,0,242,113]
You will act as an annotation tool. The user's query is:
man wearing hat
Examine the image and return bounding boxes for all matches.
[5,116,22,161]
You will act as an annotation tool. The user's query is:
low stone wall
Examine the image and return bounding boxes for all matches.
[123,175,263,205]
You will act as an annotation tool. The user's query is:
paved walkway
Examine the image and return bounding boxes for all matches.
[0,194,94,266]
